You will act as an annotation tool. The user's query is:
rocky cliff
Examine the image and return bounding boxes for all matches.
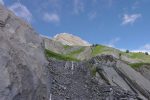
[0,4,50,100]
[47,55,150,100]
[1,4,150,100]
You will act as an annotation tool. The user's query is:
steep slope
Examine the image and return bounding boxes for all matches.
[130,63,150,81]
[44,35,150,63]
[43,37,93,60]
[48,55,150,99]
[53,33,91,46]
[0,5,50,100]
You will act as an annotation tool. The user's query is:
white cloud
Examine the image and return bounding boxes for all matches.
[43,13,60,23]
[131,50,150,54]
[73,0,84,14]
[9,3,32,22]
[131,44,150,53]
[143,44,150,50]
[122,14,141,25]
[106,37,120,47]
[0,0,4,5]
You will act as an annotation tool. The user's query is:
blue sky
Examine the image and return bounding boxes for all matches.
[1,0,150,52]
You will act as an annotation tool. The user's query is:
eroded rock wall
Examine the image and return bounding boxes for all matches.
[0,5,50,100]
[47,55,150,100]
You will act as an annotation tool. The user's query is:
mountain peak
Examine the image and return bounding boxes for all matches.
[53,33,91,46]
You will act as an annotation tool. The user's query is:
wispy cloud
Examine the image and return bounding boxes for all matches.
[132,1,140,10]
[106,37,120,47]
[122,13,141,25]
[143,44,150,50]
[43,13,60,23]
[131,44,150,53]
[9,2,32,22]
[73,0,84,14]
[0,0,4,5]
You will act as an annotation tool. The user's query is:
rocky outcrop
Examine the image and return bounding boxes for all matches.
[48,59,137,100]
[135,64,150,81]
[0,4,9,27]
[116,62,150,99]
[47,55,150,100]
[43,37,65,54]
[0,5,50,100]
[53,33,91,46]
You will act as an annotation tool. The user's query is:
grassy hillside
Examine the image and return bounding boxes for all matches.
[91,45,120,56]
[63,45,71,49]
[122,52,150,63]
[129,63,150,69]
[67,47,85,57]
[91,45,106,56]
[45,49,79,61]
[44,39,150,63]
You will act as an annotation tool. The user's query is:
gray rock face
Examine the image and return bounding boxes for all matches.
[43,37,65,54]
[0,4,9,27]
[0,5,50,100]
[116,61,150,99]
[135,64,150,81]
[48,55,150,100]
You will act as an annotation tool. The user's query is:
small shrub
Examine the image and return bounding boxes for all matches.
[92,44,99,47]
[145,52,149,55]
[95,44,99,46]
[126,50,129,53]
[119,53,122,59]
[91,67,97,76]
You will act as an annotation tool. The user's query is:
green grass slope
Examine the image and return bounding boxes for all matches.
[91,45,120,56]
[67,47,85,57]
[45,49,79,61]
[122,52,150,63]
[44,39,150,63]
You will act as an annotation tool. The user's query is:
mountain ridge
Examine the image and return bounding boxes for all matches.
[52,33,91,46]
[44,35,150,63]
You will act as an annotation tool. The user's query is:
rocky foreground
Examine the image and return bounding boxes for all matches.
[0,4,150,100]
[48,55,150,100]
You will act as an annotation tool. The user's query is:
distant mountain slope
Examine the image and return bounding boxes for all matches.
[53,33,91,46]
[43,34,150,64]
